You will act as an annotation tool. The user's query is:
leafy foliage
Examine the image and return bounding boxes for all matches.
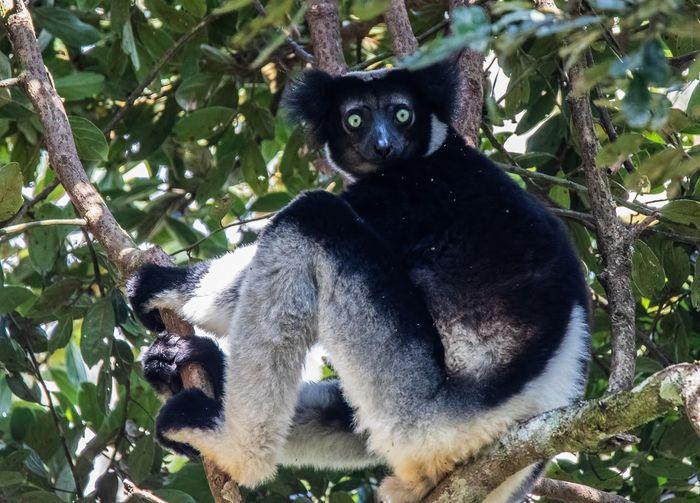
[0,0,698,501]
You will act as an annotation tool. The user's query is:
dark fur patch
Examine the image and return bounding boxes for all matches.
[143,334,226,399]
[127,263,207,332]
[156,388,222,458]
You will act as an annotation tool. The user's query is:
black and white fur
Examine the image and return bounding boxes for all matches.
[128,63,590,502]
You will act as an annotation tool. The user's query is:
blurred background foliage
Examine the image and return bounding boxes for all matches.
[0,0,699,501]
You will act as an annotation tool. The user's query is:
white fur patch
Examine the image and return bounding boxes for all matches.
[181,245,258,337]
[346,304,589,502]
[425,115,448,156]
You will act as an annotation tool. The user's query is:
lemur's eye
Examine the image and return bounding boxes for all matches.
[395,107,412,125]
[346,113,363,130]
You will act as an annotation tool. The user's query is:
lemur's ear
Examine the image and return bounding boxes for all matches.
[409,59,459,124]
[281,70,334,142]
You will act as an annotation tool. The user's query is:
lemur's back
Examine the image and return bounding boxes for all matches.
[342,133,590,407]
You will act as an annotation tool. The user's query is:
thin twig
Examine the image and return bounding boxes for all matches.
[21,331,83,497]
[102,14,220,134]
[0,217,86,237]
[170,214,272,256]
[0,74,23,87]
[82,228,106,297]
[252,0,314,63]
[123,479,169,503]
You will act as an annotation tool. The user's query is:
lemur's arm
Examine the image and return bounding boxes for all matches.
[142,334,380,469]
[127,245,257,337]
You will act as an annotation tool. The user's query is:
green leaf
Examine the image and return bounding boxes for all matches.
[80,298,115,367]
[622,73,651,129]
[240,141,268,195]
[661,244,689,293]
[173,107,235,141]
[180,0,207,17]
[0,286,35,315]
[242,104,274,139]
[145,0,196,33]
[250,191,293,212]
[66,341,88,384]
[632,241,665,298]
[110,0,131,33]
[9,408,35,442]
[514,90,555,135]
[32,7,101,47]
[55,72,105,101]
[78,382,105,429]
[0,163,23,221]
[692,257,700,310]
[128,435,155,483]
[122,22,141,71]
[0,471,24,488]
[6,374,41,403]
[596,133,644,168]
[350,0,390,20]
[175,73,220,112]
[27,204,63,276]
[30,278,83,316]
[137,22,175,61]
[154,490,197,503]
[212,0,251,15]
[69,116,109,162]
[660,199,700,227]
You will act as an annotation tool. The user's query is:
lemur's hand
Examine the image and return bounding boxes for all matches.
[127,264,173,332]
[142,334,226,458]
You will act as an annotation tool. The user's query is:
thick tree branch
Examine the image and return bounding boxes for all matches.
[567,60,636,394]
[0,2,241,501]
[424,363,700,502]
[306,0,347,75]
[449,0,484,147]
[533,478,629,502]
[384,0,418,58]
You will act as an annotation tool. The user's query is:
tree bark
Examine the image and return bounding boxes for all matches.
[567,60,637,394]
[384,0,418,58]
[448,0,484,147]
[0,1,241,501]
[424,363,700,502]
[534,478,630,502]
[306,0,347,75]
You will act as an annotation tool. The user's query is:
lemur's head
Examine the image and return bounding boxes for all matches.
[281,62,457,179]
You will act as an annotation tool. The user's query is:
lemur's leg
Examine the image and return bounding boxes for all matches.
[142,333,380,468]
[281,380,382,470]
[128,245,257,337]
[157,191,460,490]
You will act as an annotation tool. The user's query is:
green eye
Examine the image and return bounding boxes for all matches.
[395,107,412,124]
[346,113,362,129]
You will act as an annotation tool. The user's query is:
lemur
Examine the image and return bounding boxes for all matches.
[128,62,591,502]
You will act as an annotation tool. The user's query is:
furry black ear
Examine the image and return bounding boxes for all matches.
[409,59,459,124]
[281,70,334,142]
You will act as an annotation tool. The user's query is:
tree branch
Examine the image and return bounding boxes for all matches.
[449,0,484,147]
[305,0,347,75]
[567,59,636,394]
[424,363,700,502]
[0,217,86,237]
[533,478,629,502]
[0,2,241,501]
[384,0,418,58]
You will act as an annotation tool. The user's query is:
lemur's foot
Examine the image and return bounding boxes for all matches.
[127,264,189,332]
[156,388,222,459]
[142,333,226,399]
[159,389,277,486]
[143,334,226,459]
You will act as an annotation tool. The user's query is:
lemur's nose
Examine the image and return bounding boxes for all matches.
[374,139,392,158]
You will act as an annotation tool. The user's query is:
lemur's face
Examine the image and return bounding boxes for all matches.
[282,63,457,180]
